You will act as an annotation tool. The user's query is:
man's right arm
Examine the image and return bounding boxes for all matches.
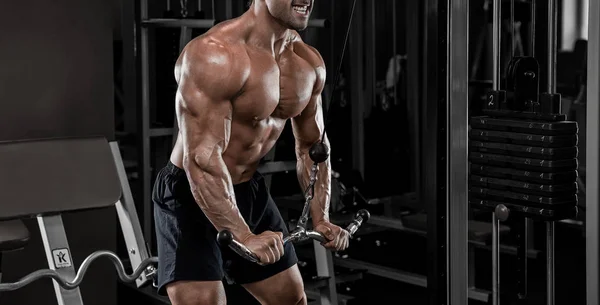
[176,39,252,242]
[175,39,284,264]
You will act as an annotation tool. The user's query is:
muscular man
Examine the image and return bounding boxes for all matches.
[152,1,350,304]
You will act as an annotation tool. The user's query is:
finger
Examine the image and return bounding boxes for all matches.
[272,237,282,259]
[271,245,279,262]
[336,236,343,251]
[276,237,285,257]
[266,247,275,264]
[341,232,348,250]
[276,231,284,242]
[322,240,336,249]
[339,232,348,251]
[334,231,342,250]
[260,252,270,265]
[319,225,335,241]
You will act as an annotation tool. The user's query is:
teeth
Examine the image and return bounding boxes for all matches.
[293,5,308,14]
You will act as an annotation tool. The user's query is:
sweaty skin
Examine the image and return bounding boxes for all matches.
[169,0,349,267]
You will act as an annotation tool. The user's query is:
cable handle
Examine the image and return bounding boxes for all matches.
[217,209,370,264]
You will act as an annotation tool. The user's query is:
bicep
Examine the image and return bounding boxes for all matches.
[292,60,327,148]
[292,92,326,149]
[177,84,233,170]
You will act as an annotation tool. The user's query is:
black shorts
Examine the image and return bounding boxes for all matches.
[152,161,298,296]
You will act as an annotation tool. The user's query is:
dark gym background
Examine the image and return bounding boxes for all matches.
[0,0,592,304]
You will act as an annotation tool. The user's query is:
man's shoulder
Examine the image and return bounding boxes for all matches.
[175,30,249,93]
[184,33,241,61]
[290,32,325,70]
[179,31,249,78]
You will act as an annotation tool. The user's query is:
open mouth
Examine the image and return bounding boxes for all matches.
[292,3,311,16]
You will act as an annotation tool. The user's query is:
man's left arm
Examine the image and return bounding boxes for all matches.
[291,53,349,251]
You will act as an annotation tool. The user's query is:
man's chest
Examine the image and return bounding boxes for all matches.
[234,50,317,120]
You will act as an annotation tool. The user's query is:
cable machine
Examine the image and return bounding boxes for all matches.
[469,1,580,305]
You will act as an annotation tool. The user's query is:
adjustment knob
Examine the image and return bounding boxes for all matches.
[495,204,510,222]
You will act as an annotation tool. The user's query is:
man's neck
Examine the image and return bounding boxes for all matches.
[243,4,292,54]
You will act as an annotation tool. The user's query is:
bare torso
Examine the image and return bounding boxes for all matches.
[170,17,324,184]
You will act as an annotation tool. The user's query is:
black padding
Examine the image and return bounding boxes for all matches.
[0,137,122,220]
[0,220,30,251]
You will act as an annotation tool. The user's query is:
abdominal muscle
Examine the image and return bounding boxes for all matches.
[169,116,287,185]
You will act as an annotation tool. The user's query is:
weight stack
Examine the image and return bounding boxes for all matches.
[469,110,579,220]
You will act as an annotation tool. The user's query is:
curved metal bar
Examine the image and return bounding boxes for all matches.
[219,210,370,264]
[306,230,327,243]
[0,251,158,292]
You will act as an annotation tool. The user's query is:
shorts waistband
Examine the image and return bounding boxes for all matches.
[165,161,186,178]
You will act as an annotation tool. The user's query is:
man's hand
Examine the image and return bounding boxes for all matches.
[313,221,350,251]
[242,231,284,265]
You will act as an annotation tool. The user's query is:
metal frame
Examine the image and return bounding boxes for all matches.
[422,0,447,303]
[546,2,558,304]
[313,240,337,305]
[406,0,421,193]
[587,0,600,303]
[447,0,469,304]
[38,215,84,305]
[490,0,502,303]
[110,142,153,287]
[139,0,154,251]
[120,0,138,134]
[31,141,154,304]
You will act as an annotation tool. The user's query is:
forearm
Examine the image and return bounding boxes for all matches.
[184,156,252,242]
[296,142,331,225]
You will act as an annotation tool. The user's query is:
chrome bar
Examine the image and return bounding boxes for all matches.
[511,0,515,57]
[492,0,501,90]
[492,212,499,305]
[546,222,555,305]
[547,0,558,93]
[531,0,536,56]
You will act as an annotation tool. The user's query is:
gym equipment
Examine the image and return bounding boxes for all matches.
[0,251,156,292]
[469,0,577,304]
[587,1,600,303]
[218,210,370,264]
[0,137,158,305]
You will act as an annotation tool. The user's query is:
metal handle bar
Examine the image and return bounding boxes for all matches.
[217,209,370,264]
[0,250,158,291]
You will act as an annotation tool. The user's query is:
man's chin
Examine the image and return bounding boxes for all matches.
[291,21,308,32]
[294,25,308,32]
